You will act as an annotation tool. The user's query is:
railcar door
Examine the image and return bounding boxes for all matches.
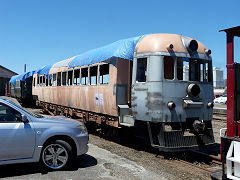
[132,56,163,122]
[131,57,148,121]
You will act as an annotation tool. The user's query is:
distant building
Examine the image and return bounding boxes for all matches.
[213,67,224,89]
[183,66,225,89]
[0,65,18,96]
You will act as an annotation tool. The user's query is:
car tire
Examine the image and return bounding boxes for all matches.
[41,140,73,170]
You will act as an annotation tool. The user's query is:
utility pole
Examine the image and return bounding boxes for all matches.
[24,64,26,73]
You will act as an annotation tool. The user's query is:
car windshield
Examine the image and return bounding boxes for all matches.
[0,98,43,118]
[221,94,227,97]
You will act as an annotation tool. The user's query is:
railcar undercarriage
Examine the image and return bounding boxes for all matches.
[37,100,215,152]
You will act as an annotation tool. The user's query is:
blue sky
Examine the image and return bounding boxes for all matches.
[0,0,239,77]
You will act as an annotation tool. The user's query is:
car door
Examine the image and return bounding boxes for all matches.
[0,102,35,161]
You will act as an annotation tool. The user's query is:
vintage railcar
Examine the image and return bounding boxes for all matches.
[11,33,215,151]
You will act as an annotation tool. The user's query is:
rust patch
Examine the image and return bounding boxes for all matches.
[134,88,148,91]
[131,96,137,101]
[145,92,162,111]
[147,92,161,98]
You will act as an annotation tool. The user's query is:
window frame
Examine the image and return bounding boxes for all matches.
[73,68,81,86]
[67,70,73,86]
[136,57,148,83]
[52,73,57,86]
[81,67,89,85]
[89,65,98,86]
[164,56,175,80]
[99,63,110,85]
[175,57,212,83]
[62,71,67,86]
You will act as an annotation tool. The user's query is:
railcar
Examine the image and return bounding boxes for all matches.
[9,77,34,105]
[11,33,215,152]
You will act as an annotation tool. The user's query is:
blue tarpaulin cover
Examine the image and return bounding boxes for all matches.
[10,35,146,85]
[69,35,145,68]
[10,64,53,86]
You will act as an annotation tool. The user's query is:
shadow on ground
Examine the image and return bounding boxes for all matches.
[0,154,97,179]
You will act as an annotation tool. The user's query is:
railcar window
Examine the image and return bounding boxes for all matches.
[57,72,61,86]
[49,74,53,86]
[53,74,57,86]
[33,77,36,87]
[74,69,80,85]
[177,58,183,80]
[136,58,147,82]
[37,76,39,86]
[164,56,174,80]
[40,76,43,86]
[67,71,73,86]
[43,75,46,86]
[189,59,201,81]
[200,64,204,82]
[179,58,209,82]
[99,64,109,84]
[207,62,212,82]
[81,68,88,85]
[62,72,67,86]
[90,66,97,85]
[45,75,48,86]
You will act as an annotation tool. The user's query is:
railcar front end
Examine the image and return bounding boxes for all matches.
[128,34,215,151]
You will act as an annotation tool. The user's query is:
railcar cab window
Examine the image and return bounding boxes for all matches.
[136,58,147,82]
[99,64,109,85]
[0,103,22,123]
[207,62,212,82]
[177,57,212,82]
[164,56,174,80]
[74,69,80,85]
[81,68,88,85]
[90,66,97,85]
[62,72,67,86]
[67,70,73,86]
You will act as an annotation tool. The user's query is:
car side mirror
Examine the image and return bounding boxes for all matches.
[21,115,29,123]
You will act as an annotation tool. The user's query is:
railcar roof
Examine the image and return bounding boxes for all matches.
[10,33,209,85]
[135,34,207,54]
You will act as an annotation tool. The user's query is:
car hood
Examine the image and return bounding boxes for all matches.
[36,115,82,125]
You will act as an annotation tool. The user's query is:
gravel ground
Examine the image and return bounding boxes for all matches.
[0,97,225,179]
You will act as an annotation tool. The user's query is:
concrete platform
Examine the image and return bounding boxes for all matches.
[213,103,227,114]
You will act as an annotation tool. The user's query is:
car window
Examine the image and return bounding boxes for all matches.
[0,98,43,118]
[0,103,22,123]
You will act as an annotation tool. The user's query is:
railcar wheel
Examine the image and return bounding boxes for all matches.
[41,140,73,170]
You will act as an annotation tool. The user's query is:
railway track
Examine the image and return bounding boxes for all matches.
[213,113,227,121]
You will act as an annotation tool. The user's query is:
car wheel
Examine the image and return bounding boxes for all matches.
[41,140,73,170]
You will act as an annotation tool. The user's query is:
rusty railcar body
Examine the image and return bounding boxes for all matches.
[11,33,215,151]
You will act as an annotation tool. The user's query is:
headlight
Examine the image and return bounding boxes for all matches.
[77,124,88,134]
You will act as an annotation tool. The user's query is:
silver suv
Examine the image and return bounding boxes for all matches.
[0,97,88,170]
